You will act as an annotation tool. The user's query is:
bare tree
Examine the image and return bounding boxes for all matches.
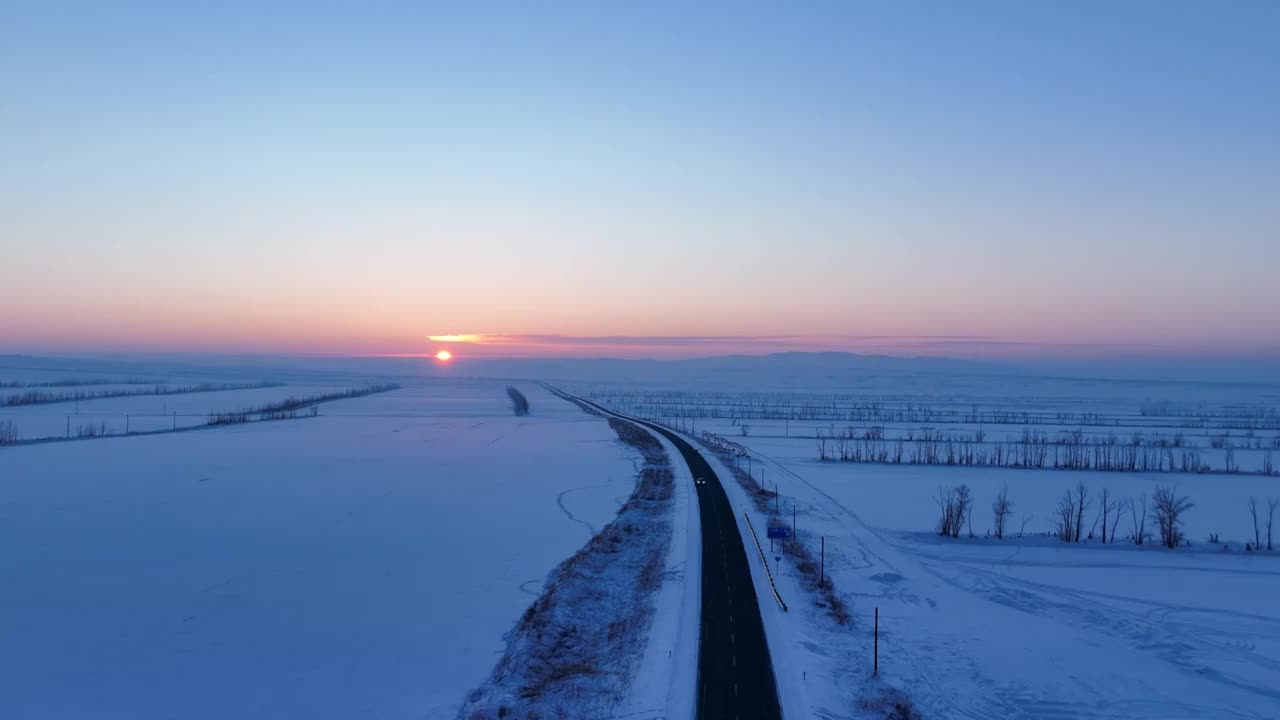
[991,483,1014,540]
[1151,485,1194,549]
[935,485,957,537]
[1249,497,1262,550]
[1129,494,1148,545]
[1017,513,1034,539]
[1110,497,1124,544]
[1053,489,1078,543]
[1073,482,1091,543]
[954,484,973,539]
[934,484,973,539]
[1098,488,1118,544]
[1269,498,1278,551]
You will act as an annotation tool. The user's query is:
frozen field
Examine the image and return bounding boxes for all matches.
[584,375,1280,719]
[0,379,641,719]
[745,452,1280,719]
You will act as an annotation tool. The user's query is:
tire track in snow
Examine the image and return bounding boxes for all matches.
[555,482,614,536]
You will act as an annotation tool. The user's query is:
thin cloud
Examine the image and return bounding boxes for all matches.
[428,333,994,347]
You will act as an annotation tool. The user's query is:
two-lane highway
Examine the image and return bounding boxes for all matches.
[550,388,782,719]
[646,420,783,720]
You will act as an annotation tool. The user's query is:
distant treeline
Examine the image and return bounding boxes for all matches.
[1,381,283,408]
[0,378,159,389]
[815,425,1277,476]
[596,392,1280,432]
[207,384,401,425]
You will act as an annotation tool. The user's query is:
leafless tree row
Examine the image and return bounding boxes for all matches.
[0,377,155,389]
[1,381,282,408]
[934,482,1202,549]
[818,425,1275,475]
[594,390,1280,432]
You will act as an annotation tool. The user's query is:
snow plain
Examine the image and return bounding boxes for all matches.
[585,374,1280,720]
[7,354,1279,720]
[0,379,643,719]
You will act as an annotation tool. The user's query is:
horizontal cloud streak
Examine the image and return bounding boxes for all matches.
[411,333,1280,362]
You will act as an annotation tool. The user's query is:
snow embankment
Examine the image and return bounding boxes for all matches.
[458,417,680,719]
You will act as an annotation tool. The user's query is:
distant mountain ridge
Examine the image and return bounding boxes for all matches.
[2,351,1276,388]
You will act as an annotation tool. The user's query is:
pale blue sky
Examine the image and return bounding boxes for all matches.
[2,1,1277,357]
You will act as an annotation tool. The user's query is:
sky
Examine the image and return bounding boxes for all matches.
[2,1,1277,361]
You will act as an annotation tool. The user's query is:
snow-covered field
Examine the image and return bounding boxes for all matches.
[6,353,1279,720]
[584,375,1280,719]
[735,449,1280,719]
[0,378,643,719]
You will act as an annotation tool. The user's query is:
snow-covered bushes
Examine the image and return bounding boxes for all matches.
[506,386,530,416]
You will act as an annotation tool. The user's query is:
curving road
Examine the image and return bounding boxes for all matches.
[549,388,782,720]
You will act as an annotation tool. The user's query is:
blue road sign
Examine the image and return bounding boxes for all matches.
[767,526,792,540]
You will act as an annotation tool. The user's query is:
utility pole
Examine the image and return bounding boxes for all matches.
[874,607,880,677]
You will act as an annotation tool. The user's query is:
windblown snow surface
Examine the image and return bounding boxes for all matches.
[0,378,644,719]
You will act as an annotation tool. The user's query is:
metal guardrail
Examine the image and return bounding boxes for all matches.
[742,512,788,612]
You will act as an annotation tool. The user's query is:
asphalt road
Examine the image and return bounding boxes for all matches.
[549,388,782,719]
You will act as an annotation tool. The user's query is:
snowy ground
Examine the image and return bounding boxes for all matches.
[745,450,1280,719]
[7,353,1279,719]
[586,376,1280,720]
[0,379,644,719]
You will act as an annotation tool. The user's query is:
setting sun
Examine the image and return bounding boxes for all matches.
[435,350,453,361]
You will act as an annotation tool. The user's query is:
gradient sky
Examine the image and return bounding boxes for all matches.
[2,1,1277,359]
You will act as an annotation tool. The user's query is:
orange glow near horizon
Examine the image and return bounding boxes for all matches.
[435,350,453,361]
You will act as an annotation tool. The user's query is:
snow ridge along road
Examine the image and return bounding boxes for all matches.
[549,388,782,720]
